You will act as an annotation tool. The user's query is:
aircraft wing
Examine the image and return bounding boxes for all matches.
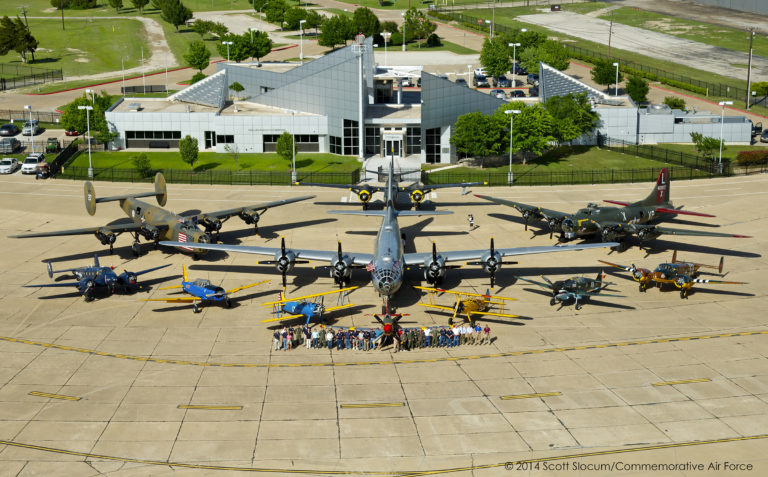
[513,276,553,290]
[576,291,625,298]
[225,279,269,295]
[597,260,633,272]
[260,313,305,323]
[142,297,200,303]
[417,303,456,312]
[10,222,144,239]
[401,182,486,193]
[323,303,356,313]
[158,241,374,265]
[467,310,519,318]
[261,286,359,306]
[24,282,81,288]
[132,263,172,276]
[403,243,617,266]
[628,224,750,238]
[191,195,315,221]
[473,195,568,220]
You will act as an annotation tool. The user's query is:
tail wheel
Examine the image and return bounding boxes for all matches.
[193,304,200,313]
[575,302,582,311]
[225,298,232,308]
[549,297,556,306]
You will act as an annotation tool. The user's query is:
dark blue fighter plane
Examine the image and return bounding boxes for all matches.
[25,255,171,301]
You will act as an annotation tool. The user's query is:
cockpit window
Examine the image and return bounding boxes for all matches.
[192,279,211,287]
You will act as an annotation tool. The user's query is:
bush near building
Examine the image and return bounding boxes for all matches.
[735,150,768,165]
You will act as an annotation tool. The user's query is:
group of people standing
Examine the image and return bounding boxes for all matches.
[272,323,492,352]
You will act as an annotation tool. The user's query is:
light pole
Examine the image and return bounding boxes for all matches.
[467,64,472,87]
[78,105,94,179]
[505,109,520,185]
[718,101,733,173]
[382,31,390,66]
[85,88,95,103]
[401,12,406,52]
[222,41,233,64]
[612,62,619,96]
[485,19,491,38]
[299,19,306,65]
[510,42,520,86]
[24,105,33,154]
[285,109,298,183]
[249,27,257,43]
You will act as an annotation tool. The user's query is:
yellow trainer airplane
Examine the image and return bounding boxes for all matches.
[414,286,518,324]
[261,287,359,325]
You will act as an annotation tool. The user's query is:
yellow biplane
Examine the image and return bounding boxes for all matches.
[261,286,358,325]
[414,286,518,324]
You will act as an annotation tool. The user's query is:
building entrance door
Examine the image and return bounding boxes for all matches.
[383,136,402,158]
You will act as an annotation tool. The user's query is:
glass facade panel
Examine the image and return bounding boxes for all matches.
[406,127,421,155]
[343,119,358,156]
[425,127,440,164]
[365,127,380,155]
[330,136,342,155]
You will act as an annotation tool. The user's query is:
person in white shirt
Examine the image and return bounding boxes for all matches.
[423,327,431,347]
[452,325,460,347]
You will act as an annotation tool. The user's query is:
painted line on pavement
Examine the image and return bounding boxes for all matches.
[1,330,766,368]
[340,402,405,409]
[178,405,243,410]
[653,378,712,387]
[500,392,561,400]
[0,435,765,475]
[27,391,81,401]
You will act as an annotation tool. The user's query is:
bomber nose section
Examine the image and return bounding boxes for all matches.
[372,266,402,297]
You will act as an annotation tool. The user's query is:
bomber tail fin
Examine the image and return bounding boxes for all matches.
[84,173,167,216]
[636,168,670,206]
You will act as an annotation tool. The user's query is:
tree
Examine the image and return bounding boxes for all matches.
[544,92,600,146]
[690,132,723,160]
[753,81,768,96]
[184,40,210,72]
[229,81,244,100]
[626,75,648,103]
[284,7,307,31]
[131,0,150,14]
[591,59,623,92]
[518,40,569,73]
[224,143,240,168]
[319,15,352,50]
[305,10,323,34]
[160,0,192,32]
[403,8,435,46]
[663,96,686,109]
[60,91,116,142]
[132,153,152,178]
[265,0,289,30]
[507,104,555,164]
[179,135,199,169]
[0,16,39,64]
[216,33,251,63]
[352,7,380,37]
[51,0,98,8]
[191,19,212,38]
[426,33,440,47]
[249,30,272,63]
[450,112,504,158]
[108,0,123,13]
[209,22,228,38]
[190,71,206,84]
[500,29,546,51]
[276,132,294,163]
[480,37,511,79]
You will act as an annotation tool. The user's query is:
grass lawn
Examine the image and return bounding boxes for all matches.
[1,0,257,18]
[599,7,768,59]
[653,143,768,162]
[68,151,360,172]
[0,18,145,77]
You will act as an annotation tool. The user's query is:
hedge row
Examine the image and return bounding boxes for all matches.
[735,150,768,165]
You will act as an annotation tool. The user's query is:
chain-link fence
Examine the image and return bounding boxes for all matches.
[0,64,63,91]
[0,110,62,124]
[602,138,728,174]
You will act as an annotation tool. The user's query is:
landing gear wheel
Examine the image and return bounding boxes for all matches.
[680,289,687,299]
[550,297,556,306]
[131,242,141,257]
[448,317,454,326]
[575,302,582,311]
[193,304,200,313]
[109,244,114,255]
[225,298,232,308]
[83,292,94,302]
[254,225,259,235]
[639,283,646,292]
[401,232,406,242]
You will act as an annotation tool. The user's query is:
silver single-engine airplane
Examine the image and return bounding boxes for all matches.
[10,173,314,257]
[162,162,618,306]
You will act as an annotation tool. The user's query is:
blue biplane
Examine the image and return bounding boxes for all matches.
[261,287,358,325]
[143,265,268,313]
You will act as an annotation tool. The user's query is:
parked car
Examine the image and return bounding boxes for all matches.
[513,64,527,76]
[0,137,21,154]
[495,76,511,88]
[761,130,768,143]
[509,90,526,98]
[526,73,539,85]
[22,120,40,136]
[0,124,20,136]
[21,153,46,174]
[474,73,490,88]
[0,157,19,174]
[529,85,539,97]
[46,138,60,153]
[65,129,80,136]
[490,89,505,99]
[752,121,762,136]
[455,78,467,87]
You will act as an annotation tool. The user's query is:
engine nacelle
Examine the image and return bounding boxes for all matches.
[239,210,260,226]
[96,228,117,246]
[480,251,502,275]
[410,189,425,204]
[330,255,353,282]
[357,188,372,204]
[140,225,160,242]
[274,250,297,273]
[120,271,138,287]
[637,228,661,242]
[674,275,690,288]
[600,226,621,243]
[423,254,446,284]
[561,218,577,240]
[200,217,223,233]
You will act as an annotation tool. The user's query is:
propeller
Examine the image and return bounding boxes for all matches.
[331,241,353,288]
[257,237,308,290]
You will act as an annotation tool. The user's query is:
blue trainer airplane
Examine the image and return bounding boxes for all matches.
[25,255,171,302]
[261,287,358,325]
[143,265,269,313]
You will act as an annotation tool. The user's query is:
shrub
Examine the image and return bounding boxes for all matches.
[663,96,686,109]
[132,153,152,177]
[190,72,206,84]
[426,33,441,47]
[735,150,768,165]
[389,31,403,46]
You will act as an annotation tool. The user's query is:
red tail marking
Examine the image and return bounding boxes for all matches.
[656,168,668,205]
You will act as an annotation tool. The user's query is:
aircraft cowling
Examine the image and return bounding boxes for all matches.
[200,217,223,233]
[275,250,297,273]
[632,267,652,282]
[239,210,260,226]
[561,218,577,240]
[96,228,117,246]
[600,226,622,243]
[140,225,160,242]
[410,190,425,205]
[423,254,446,284]
[637,227,661,242]
[480,251,502,275]
[357,188,373,204]
[674,275,690,288]
[330,255,353,282]
[119,271,138,287]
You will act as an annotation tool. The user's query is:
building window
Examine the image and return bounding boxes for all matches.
[216,135,235,144]
[406,127,421,155]
[343,119,358,156]
[425,127,440,164]
[365,127,380,155]
[330,136,342,155]
[264,134,319,152]
[125,130,181,140]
